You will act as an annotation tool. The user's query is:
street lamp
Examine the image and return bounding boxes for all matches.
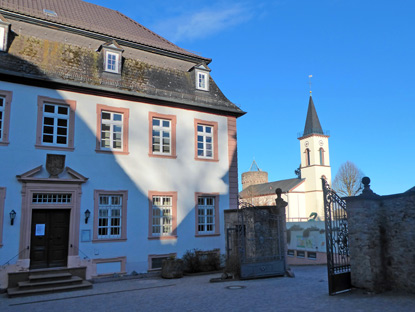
[10,210,16,225]
[84,209,91,224]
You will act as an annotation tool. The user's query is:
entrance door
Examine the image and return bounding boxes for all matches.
[30,209,70,269]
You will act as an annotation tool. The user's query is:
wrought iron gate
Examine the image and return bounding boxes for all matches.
[236,205,285,279]
[322,178,351,295]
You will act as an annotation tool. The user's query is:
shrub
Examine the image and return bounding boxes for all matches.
[182,249,201,273]
[182,249,221,273]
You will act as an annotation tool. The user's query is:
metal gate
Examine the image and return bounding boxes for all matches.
[322,178,351,295]
[236,205,285,279]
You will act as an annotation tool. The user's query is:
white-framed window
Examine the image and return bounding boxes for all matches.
[96,105,129,154]
[152,196,173,236]
[105,51,120,73]
[0,27,4,51]
[0,96,5,141]
[0,90,12,145]
[152,118,171,155]
[42,103,70,146]
[197,124,213,158]
[93,190,127,242]
[36,96,76,150]
[98,194,122,239]
[197,196,215,234]
[196,71,209,91]
[101,111,123,150]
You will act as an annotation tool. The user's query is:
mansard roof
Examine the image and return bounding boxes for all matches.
[302,95,324,136]
[0,0,203,61]
[239,178,304,198]
[0,1,245,116]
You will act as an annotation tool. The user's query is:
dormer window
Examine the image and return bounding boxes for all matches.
[0,27,5,51]
[0,16,11,52]
[196,71,209,91]
[191,64,211,91]
[98,40,123,74]
[105,51,120,73]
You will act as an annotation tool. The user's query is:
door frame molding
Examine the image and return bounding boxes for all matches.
[17,165,88,264]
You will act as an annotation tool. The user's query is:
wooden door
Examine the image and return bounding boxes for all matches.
[30,210,70,269]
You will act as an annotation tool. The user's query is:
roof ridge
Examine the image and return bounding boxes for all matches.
[0,0,206,60]
[115,10,189,54]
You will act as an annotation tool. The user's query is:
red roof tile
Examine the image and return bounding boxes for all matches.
[0,0,202,59]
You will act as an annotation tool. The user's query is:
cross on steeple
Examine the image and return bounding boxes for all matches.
[308,74,312,96]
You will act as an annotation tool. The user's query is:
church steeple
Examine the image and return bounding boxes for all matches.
[298,93,331,220]
[303,95,324,137]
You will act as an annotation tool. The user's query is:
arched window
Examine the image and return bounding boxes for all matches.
[319,148,324,165]
[305,148,310,166]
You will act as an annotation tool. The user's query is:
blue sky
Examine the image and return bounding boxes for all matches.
[89,0,415,195]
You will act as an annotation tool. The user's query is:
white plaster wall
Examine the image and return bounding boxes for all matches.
[0,81,232,279]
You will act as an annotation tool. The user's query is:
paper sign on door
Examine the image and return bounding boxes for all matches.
[35,224,46,236]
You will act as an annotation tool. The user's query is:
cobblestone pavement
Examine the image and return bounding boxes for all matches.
[1,265,414,312]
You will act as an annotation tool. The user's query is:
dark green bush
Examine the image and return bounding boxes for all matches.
[182,249,221,273]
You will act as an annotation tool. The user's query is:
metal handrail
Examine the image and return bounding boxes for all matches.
[70,244,91,260]
[0,246,29,267]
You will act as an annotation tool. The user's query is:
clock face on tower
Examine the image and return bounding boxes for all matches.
[319,140,324,146]
[305,141,309,147]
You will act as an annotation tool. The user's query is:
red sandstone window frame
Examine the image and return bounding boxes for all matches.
[0,90,12,146]
[148,112,177,159]
[148,253,177,271]
[92,190,128,243]
[148,191,177,239]
[194,119,219,162]
[96,104,130,155]
[35,96,76,151]
[195,193,220,237]
[0,187,5,247]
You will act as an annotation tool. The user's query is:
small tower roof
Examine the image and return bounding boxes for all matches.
[249,160,261,171]
[303,95,324,136]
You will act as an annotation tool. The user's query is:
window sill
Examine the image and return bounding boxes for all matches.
[148,235,177,240]
[195,233,220,237]
[194,157,219,162]
[92,238,127,243]
[35,144,74,151]
[103,69,121,75]
[95,149,129,155]
[0,141,10,146]
[148,153,177,159]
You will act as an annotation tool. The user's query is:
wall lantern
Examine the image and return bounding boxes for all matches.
[84,209,91,224]
[10,210,16,225]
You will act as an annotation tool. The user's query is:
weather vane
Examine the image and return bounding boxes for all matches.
[308,74,312,95]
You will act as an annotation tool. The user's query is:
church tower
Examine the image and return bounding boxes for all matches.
[298,94,331,219]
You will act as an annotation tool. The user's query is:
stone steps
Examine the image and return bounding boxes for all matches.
[7,268,92,297]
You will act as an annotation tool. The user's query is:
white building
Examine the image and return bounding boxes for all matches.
[0,0,244,290]
[239,94,331,221]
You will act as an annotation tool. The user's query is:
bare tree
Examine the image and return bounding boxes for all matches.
[332,161,364,196]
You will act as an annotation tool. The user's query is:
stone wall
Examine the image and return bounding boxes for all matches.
[346,179,415,293]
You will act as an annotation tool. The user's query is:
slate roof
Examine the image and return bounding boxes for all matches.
[302,96,324,137]
[0,1,245,115]
[406,186,415,193]
[0,0,203,60]
[239,178,304,198]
